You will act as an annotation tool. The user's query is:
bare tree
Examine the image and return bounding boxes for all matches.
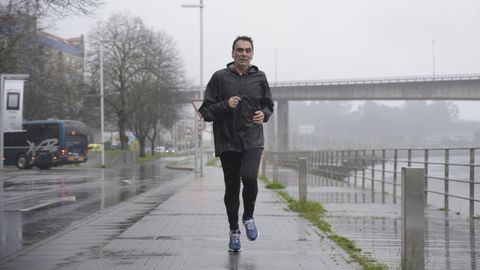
[88,14,148,149]
[131,31,185,157]
[88,13,186,153]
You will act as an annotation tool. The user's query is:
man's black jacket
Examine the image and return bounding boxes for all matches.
[199,62,274,156]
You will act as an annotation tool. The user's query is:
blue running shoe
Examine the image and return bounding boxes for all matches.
[243,218,259,241]
[228,230,241,252]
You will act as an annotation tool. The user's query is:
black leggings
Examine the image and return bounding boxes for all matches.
[219,148,263,231]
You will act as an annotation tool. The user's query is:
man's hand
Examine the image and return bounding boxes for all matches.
[228,96,241,109]
[252,110,264,125]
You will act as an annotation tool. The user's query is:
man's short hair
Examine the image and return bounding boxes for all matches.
[232,36,254,51]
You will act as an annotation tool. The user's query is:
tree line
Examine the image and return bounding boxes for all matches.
[289,100,478,149]
[1,1,189,157]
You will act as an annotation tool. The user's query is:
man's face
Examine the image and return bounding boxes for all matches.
[232,40,253,69]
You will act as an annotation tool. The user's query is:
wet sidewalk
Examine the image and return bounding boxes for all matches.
[271,166,480,270]
[1,166,361,270]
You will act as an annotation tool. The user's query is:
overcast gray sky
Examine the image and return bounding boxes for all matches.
[50,0,480,120]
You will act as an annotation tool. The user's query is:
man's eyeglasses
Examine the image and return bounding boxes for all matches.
[235,47,253,53]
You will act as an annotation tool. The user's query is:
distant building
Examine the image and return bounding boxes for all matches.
[36,31,84,75]
[1,14,87,120]
[1,15,84,75]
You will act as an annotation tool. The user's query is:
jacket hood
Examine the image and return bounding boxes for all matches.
[226,62,259,74]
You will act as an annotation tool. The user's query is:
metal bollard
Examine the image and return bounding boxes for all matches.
[273,155,279,183]
[401,167,425,270]
[299,157,307,201]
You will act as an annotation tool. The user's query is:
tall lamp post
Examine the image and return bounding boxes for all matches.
[99,42,106,168]
[99,39,116,168]
[182,0,204,176]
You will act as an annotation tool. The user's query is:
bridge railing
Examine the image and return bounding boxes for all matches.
[269,73,480,87]
[265,147,480,217]
[180,73,480,92]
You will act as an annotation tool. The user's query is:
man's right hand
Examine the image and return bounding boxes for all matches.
[228,96,241,109]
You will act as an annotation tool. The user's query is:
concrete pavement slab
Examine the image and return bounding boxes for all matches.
[1,166,361,270]
[74,166,360,269]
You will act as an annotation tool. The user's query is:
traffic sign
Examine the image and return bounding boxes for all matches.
[191,99,203,118]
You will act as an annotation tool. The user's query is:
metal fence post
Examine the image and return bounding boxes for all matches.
[273,154,279,183]
[362,150,366,189]
[408,149,412,167]
[444,149,449,211]
[354,150,359,188]
[314,151,319,185]
[470,148,475,217]
[371,150,375,191]
[342,151,347,185]
[424,149,429,206]
[345,150,350,201]
[393,149,398,204]
[307,151,314,184]
[328,151,333,185]
[320,151,324,183]
[299,157,307,201]
[335,151,339,185]
[382,149,386,203]
[401,167,425,270]
[323,151,328,185]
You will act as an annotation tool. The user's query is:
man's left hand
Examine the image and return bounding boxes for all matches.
[252,111,264,125]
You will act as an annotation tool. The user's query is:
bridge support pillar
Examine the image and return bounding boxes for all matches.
[277,99,289,151]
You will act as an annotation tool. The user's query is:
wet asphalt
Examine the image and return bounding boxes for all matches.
[1,155,479,269]
[0,156,191,261]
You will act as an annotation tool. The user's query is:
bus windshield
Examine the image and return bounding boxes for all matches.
[64,121,88,137]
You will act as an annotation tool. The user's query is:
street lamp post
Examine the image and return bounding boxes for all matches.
[99,42,106,167]
[182,0,204,177]
[98,39,116,168]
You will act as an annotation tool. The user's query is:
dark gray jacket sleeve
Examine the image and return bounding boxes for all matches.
[260,79,274,122]
[198,73,230,122]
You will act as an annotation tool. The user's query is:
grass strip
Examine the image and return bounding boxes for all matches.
[259,175,286,190]
[261,175,388,270]
[206,157,221,167]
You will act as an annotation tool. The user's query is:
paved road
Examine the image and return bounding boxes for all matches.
[0,157,191,261]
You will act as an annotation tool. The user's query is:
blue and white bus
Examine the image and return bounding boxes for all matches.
[3,120,88,169]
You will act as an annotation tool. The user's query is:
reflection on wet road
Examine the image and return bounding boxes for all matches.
[0,157,190,260]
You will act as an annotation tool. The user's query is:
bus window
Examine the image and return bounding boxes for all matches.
[24,124,58,145]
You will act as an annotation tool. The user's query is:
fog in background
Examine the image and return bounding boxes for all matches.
[48,0,480,148]
[289,100,480,150]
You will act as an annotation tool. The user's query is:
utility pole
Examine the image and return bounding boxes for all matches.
[182,0,204,176]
